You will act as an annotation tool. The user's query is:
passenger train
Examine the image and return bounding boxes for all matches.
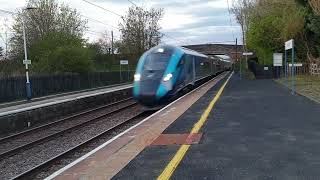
[133,45,232,107]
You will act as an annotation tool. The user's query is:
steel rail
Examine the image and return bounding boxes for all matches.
[12,111,153,180]
[0,101,138,159]
[0,97,133,143]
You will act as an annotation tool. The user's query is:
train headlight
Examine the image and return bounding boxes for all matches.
[157,48,164,53]
[134,74,141,81]
[163,73,173,82]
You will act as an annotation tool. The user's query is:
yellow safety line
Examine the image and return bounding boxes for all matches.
[157,72,234,180]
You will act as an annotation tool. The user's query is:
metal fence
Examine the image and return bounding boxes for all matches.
[0,71,133,103]
[248,61,309,79]
[310,63,320,75]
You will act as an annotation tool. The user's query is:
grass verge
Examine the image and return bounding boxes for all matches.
[276,75,320,103]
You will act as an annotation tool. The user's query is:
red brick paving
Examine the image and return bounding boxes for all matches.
[151,133,203,146]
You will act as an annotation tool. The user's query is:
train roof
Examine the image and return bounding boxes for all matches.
[180,47,208,58]
[214,55,232,63]
[153,44,208,58]
[153,44,232,61]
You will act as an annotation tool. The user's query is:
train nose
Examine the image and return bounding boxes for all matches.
[137,94,157,107]
[134,79,161,106]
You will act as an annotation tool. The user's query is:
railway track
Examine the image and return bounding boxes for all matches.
[0,98,136,159]
[0,98,154,180]
[12,111,153,180]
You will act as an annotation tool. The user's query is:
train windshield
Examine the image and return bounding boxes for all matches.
[143,52,172,71]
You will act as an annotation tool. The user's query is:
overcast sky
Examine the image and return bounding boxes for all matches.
[0,0,242,47]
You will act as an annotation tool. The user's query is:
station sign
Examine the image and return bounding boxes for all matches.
[242,52,253,56]
[120,60,129,65]
[273,53,283,67]
[289,63,303,67]
[23,60,31,65]
[285,39,294,50]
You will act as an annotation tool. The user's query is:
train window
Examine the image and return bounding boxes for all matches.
[143,53,172,71]
[179,58,185,66]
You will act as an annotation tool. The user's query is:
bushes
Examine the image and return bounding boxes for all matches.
[0,60,24,76]
[47,46,94,73]
[29,32,94,73]
[246,0,306,65]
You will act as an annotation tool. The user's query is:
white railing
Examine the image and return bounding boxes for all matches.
[310,63,320,75]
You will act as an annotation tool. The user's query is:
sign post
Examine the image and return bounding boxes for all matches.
[273,53,283,78]
[242,52,253,80]
[285,39,295,95]
[23,59,32,100]
[120,60,129,82]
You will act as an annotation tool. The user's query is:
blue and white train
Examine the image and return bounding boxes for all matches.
[133,45,232,107]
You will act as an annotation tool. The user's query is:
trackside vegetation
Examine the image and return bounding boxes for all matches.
[1,0,163,75]
[0,0,164,103]
[232,0,320,65]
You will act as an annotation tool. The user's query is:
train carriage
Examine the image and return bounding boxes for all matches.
[133,45,231,107]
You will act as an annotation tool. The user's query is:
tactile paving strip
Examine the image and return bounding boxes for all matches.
[151,133,203,146]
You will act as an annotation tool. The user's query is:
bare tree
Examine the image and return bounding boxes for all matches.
[231,0,256,51]
[119,6,163,58]
[0,18,10,60]
[97,31,112,54]
[309,0,320,15]
[56,4,87,37]
[0,46,3,60]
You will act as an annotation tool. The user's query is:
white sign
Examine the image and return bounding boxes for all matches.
[285,39,294,50]
[273,53,283,67]
[120,60,129,65]
[243,52,253,56]
[23,60,31,65]
[264,67,269,71]
[289,63,303,67]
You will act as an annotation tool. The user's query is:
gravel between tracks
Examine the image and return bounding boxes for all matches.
[35,112,153,179]
[0,104,144,180]
[0,99,136,155]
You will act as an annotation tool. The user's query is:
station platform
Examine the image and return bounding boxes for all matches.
[48,72,320,180]
[0,83,132,116]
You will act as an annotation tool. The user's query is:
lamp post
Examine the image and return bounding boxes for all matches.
[22,7,36,101]
[0,7,36,100]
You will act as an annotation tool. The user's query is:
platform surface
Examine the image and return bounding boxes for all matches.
[114,75,320,180]
[0,83,132,117]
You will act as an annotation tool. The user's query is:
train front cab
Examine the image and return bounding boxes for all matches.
[133,46,183,106]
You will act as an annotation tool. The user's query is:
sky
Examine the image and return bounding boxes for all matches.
[0,0,242,47]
